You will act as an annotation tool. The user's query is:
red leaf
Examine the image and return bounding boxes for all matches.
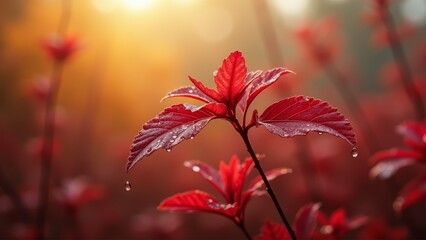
[397,121,426,150]
[241,168,292,209]
[258,96,356,147]
[256,220,291,240]
[158,190,238,218]
[370,148,424,164]
[183,161,225,199]
[394,175,426,213]
[219,156,241,203]
[188,76,223,102]
[233,157,254,204]
[127,103,227,171]
[239,68,292,111]
[214,51,247,108]
[248,168,293,192]
[370,148,422,179]
[295,203,321,240]
[161,86,214,103]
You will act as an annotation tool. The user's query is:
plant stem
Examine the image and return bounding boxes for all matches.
[381,6,425,120]
[35,63,63,240]
[234,121,296,240]
[235,221,253,240]
[35,1,72,238]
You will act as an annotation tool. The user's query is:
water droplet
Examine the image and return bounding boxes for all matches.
[169,139,174,143]
[192,166,201,172]
[213,70,218,77]
[190,136,194,140]
[166,149,171,152]
[172,135,177,139]
[124,181,131,191]
[351,147,358,158]
[318,131,323,135]
[188,89,194,93]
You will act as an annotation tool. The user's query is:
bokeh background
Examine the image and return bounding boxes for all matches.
[1,0,426,239]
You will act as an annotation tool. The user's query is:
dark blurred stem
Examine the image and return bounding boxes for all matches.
[35,63,63,240]
[251,0,285,66]
[323,63,381,153]
[235,221,252,240]
[35,0,72,238]
[233,119,296,240]
[0,171,31,223]
[382,7,425,120]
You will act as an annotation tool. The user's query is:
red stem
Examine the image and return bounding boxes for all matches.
[232,118,297,240]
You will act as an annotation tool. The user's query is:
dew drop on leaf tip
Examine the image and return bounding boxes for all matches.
[351,147,358,158]
[124,180,131,191]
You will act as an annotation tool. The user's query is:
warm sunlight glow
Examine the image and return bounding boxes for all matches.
[123,0,155,11]
[174,0,197,5]
[271,0,310,18]
[91,0,119,13]
[193,6,234,43]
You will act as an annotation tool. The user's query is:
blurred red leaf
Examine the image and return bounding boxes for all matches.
[397,121,426,150]
[256,220,291,240]
[42,35,80,62]
[394,175,426,213]
[316,208,368,239]
[127,103,227,171]
[295,203,321,240]
[258,96,356,147]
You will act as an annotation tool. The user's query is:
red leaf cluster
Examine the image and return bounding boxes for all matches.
[158,155,291,224]
[257,204,368,240]
[127,51,356,171]
[370,120,426,212]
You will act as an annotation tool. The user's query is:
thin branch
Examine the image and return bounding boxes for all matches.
[35,0,73,238]
[381,6,425,120]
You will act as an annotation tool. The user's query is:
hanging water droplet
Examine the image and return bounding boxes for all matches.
[351,147,359,158]
[190,136,194,140]
[318,131,323,135]
[166,148,171,152]
[192,166,201,172]
[124,181,131,191]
